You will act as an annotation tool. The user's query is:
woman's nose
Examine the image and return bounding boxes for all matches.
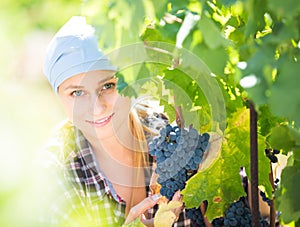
[90,94,105,115]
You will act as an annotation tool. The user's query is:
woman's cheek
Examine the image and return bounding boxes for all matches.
[72,101,87,119]
[116,96,131,111]
[63,100,84,123]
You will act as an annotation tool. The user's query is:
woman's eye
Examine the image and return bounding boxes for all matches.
[71,90,84,97]
[99,82,116,95]
[102,82,116,90]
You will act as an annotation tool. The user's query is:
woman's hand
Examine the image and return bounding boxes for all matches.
[168,190,183,220]
[124,193,162,226]
[124,191,183,227]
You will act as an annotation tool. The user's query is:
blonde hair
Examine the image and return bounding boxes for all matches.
[127,102,166,213]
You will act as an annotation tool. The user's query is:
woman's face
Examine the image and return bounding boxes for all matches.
[58,70,132,142]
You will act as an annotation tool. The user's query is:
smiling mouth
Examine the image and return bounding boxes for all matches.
[86,113,115,127]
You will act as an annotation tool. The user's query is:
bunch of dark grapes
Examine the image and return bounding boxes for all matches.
[262,149,280,206]
[265,148,280,163]
[260,177,280,206]
[222,197,268,227]
[148,124,210,200]
[211,198,269,226]
[259,191,271,206]
[185,207,206,227]
[212,217,224,227]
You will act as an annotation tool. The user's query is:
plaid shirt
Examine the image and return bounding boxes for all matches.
[39,120,191,226]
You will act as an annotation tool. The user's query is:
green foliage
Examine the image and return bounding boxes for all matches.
[162,67,211,130]
[88,0,300,224]
[269,125,297,153]
[275,164,300,223]
[82,0,156,50]
[257,104,284,137]
[182,107,271,221]
[269,60,300,127]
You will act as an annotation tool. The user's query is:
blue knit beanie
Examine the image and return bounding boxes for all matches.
[43,16,116,93]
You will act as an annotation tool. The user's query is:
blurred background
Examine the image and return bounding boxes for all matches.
[0,1,161,225]
[0,1,82,225]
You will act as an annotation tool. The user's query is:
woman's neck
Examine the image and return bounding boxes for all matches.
[87,133,135,166]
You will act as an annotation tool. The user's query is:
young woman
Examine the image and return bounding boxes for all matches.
[41,16,188,226]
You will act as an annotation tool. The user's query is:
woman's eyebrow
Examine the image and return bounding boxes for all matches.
[97,75,115,85]
[63,75,115,91]
[63,85,84,91]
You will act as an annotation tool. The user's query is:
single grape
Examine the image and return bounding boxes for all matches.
[269,155,278,163]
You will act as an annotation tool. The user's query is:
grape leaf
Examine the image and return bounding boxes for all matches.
[198,131,223,172]
[160,97,176,123]
[268,19,299,43]
[268,0,300,19]
[191,42,228,78]
[182,107,271,221]
[141,26,163,42]
[218,0,239,7]
[269,60,300,128]
[241,43,276,106]
[115,72,138,98]
[269,124,300,161]
[162,67,211,129]
[275,165,300,223]
[227,108,272,197]
[135,62,151,81]
[197,15,230,50]
[269,125,296,152]
[149,0,168,20]
[257,104,285,137]
[157,22,181,44]
[244,0,267,37]
[154,201,182,227]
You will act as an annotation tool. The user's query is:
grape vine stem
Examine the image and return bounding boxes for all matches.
[269,162,276,227]
[200,202,213,227]
[250,101,259,227]
[174,96,185,129]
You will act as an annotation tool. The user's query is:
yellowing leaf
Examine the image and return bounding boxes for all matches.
[154,201,182,227]
[199,132,223,171]
[154,210,176,227]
